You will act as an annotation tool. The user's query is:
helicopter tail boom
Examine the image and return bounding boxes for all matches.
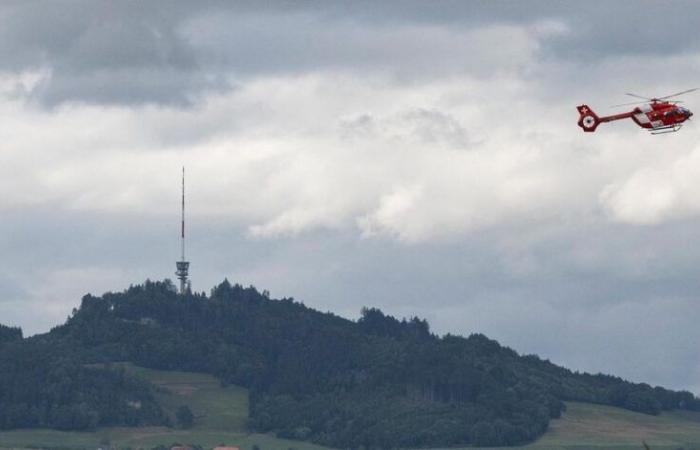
[577,105,636,132]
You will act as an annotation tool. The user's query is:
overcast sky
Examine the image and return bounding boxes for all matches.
[1,0,700,394]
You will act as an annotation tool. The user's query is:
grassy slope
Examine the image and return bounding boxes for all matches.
[0,367,698,450]
[471,402,700,450]
[523,402,700,450]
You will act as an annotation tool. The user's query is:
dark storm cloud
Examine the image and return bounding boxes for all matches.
[4,1,700,107]
[328,0,700,59]
[0,1,226,106]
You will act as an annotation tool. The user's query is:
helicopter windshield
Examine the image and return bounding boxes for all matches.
[675,106,693,119]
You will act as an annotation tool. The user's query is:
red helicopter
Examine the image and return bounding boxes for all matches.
[577,88,697,134]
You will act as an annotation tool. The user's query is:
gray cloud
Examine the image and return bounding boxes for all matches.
[339,108,471,149]
[0,1,225,106]
[9,1,700,107]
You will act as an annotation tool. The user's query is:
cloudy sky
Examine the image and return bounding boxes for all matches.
[2,0,700,394]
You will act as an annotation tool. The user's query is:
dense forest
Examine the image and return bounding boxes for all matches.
[0,336,166,430]
[1,280,698,447]
[0,324,22,344]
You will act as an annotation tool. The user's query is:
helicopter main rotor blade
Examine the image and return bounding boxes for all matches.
[656,87,699,100]
[610,100,647,108]
[625,93,653,100]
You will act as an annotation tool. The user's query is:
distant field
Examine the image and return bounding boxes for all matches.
[0,427,329,450]
[126,365,249,432]
[468,402,700,450]
[1,367,698,450]
[0,364,330,450]
[525,401,700,450]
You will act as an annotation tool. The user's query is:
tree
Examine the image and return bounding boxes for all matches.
[175,405,194,429]
[0,324,22,344]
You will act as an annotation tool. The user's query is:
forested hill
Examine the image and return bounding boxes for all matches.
[1,280,699,448]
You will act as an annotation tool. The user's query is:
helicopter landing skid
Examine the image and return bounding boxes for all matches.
[650,124,683,134]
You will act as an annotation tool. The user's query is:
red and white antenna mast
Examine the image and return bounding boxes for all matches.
[175,166,190,294]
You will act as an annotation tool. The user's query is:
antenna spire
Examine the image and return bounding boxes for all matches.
[181,166,185,260]
[175,166,190,294]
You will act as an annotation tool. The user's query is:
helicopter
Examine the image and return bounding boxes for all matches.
[577,88,697,134]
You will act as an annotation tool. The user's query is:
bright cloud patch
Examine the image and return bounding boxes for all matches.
[601,147,700,224]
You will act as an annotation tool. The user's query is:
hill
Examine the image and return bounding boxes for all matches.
[0,279,698,448]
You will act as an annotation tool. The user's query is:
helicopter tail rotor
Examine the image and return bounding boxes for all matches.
[577,105,600,132]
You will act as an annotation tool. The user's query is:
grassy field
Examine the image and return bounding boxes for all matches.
[0,367,698,450]
[524,401,700,450]
[0,365,330,450]
[465,402,700,450]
